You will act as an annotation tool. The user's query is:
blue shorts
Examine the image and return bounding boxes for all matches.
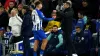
[33,30,47,40]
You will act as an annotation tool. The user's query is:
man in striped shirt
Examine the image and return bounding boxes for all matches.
[32,1,54,56]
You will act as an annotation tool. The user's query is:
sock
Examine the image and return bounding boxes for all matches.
[33,51,37,56]
[40,49,44,56]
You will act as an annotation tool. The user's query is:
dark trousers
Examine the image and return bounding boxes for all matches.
[10,36,22,46]
[78,52,90,56]
[90,48,97,56]
[62,28,76,56]
[90,48,100,56]
[23,36,33,56]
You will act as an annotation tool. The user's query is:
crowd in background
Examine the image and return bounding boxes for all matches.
[0,0,100,56]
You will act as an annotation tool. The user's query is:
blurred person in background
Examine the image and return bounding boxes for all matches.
[47,0,58,18]
[57,1,77,56]
[7,1,16,14]
[84,25,92,54]
[9,8,22,43]
[71,0,82,19]
[80,0,98,19]
[76,12,85,30]
[0,6,9,29]
[30,0,36,11]
[71,26,84,56]
[81,0,90,17]
[51,12,62,22]
[45,12,61,32]
[0,7,8,55]
[56,0,64,12]
[0,27,4,56]
[25,0,30,5]
[96,19,100,32]
[0,0,6,6]
[4,26,12,44]
[29,0,40,12]
[21,5,33,56]
[18,4,23,18]
[4,26,12,55]
[0,2,2,7]
[71,25,91,56]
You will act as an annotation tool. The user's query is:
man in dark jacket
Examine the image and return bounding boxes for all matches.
[21,5,33,56]
[57,1,77,56]
[72,26,85,56]
[0,6,9,29]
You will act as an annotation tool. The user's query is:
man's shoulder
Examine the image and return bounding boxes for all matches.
[25,14,31,18]
[32,10,37,14]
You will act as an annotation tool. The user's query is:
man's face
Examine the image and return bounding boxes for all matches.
[37,4,43,9]
[64,3,69,9]
[82,1,88,7]
[52,27,58,32]
[18,5,23,11]
[9,2,15,8]
[76,28,81,33]
[11,10,17,17]
[78,13,83,19]
[52,14,57,19]
[22,9,26,15]
[86,25,89,29]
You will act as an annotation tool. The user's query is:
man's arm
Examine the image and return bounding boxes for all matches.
[36,10,54,21]
[57,10,74,18]
[56,34,63,48]
[47,33,52,41]
[21,15,31,31]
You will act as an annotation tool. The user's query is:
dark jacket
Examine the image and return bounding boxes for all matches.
[57,8,74,35]
[18,10,23,19]
[0,11,9,29]
[47,31,63,48]
[46,31,63,52]
[72,30,84,54]
[21,12,33,37]
[84,29,92,51]
[72,30,90,54]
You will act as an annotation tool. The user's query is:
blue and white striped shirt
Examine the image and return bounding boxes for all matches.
[32,9,53,31]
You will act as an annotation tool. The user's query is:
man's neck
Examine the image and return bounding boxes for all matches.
[36,7,40,10]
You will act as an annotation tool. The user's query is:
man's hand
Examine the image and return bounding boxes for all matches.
[53,10,57,13]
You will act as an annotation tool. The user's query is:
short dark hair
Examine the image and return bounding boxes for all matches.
[23,5,29,11]
[10,1,15,3]
[53,25,58,28]
[82,0,87,2]
[51,12,56,15]
[35,1,42,6]
[75,26,81,29]
[78,11,85,16]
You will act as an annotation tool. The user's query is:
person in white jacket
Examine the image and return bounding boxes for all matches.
[9,8,23,43]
